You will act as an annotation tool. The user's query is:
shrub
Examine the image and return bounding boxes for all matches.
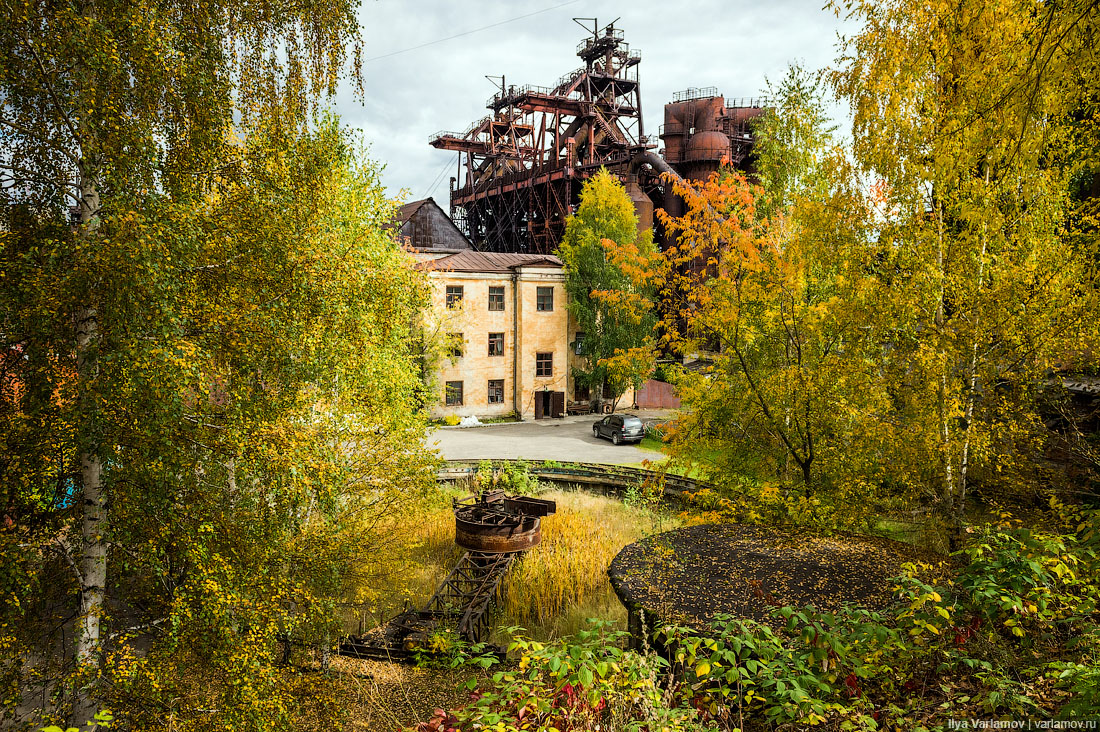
[473,460,539,496]
[442,415,461,426]
[419,622,704,732]
[957,527,1099,638]
[423,515,1100,728]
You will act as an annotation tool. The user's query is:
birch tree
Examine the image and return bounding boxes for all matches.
[0,3,436,727]
[833,0,1100,545]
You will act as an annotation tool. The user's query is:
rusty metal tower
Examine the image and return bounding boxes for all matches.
[430,20,650,253]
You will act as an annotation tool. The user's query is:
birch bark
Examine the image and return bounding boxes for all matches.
[73,129,107,725]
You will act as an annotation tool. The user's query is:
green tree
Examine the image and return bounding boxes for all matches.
[0,3,436,727]
[753,64,838,218]
[557,169,657,411]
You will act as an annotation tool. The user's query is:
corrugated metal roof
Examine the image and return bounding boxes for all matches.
[417,250,563,273]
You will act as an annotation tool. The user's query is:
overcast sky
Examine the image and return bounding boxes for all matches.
[335,0,858,201]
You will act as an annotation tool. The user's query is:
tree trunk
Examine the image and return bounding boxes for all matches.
[933,196,962,547]
[957,165,991,544]
[73,158,106,725]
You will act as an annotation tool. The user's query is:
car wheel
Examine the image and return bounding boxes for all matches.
[612,432,621,445]
[593,426,600,438]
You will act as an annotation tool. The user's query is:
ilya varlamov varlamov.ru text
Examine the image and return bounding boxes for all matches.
[947,721,1097,730]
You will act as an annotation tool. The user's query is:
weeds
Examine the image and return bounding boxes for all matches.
[498,490,677,639]
[373,488,677,642]
[473,460,539,496]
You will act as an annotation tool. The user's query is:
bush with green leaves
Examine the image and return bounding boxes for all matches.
[473,460,540,497]
[418,621,706,732]
[956,527,1098,637]
[418,517,1100,730]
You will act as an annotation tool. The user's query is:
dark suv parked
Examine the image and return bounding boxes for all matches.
[592,414,645,445]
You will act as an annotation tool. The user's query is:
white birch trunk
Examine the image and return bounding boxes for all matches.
[934,198,956,525]
[73,156,106,724]
[958,166,991,518]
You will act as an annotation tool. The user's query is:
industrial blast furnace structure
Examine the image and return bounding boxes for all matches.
[429,21,766,254]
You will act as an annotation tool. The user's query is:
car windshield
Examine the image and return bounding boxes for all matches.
[622,417,643,428]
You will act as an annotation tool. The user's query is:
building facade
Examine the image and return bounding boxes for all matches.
[415,250,581,420]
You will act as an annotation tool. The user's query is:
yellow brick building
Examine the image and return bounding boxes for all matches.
[415,250,582,420]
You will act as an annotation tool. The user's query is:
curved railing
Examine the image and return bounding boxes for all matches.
[438,458,716,499]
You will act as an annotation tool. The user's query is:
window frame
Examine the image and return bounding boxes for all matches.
[536,286,554,312]
[535,352,553,377]
[445,380,464,406]
[488,286,505,311]
[487,332,504,357]
[446,285,464,308]
[487,379,505,404]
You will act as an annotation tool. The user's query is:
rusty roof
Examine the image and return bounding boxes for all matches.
[417,250,563,273]
[396,198,432,226]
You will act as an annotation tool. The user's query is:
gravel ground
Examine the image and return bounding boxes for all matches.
[608,523,944,629]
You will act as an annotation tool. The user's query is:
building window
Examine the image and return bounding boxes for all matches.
[574,331,586,356]
[536,352,553,377]
[488,379,505,404]
[488,332,504,356]
[446,285,464,308]
[445,381,463,406]
[488,286,505,311]
[447,332,464,358]
[536,286,554,311]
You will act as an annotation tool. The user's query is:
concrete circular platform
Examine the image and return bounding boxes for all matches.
[608,523,942,632]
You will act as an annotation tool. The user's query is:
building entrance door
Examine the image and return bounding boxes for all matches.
[551,391,565,418]
[534,391,563,419]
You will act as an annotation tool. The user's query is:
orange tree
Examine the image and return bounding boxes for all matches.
[605,69,885,529]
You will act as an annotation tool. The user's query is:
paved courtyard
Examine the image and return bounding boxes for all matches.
[427,411,673,465]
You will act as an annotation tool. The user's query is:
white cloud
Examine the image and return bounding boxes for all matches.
[337,0,858,199]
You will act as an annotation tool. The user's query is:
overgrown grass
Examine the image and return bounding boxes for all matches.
[369,487,678,642]
[495,489,678,640]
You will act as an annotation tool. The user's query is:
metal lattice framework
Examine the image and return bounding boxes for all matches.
[430,21,650,253]
[423,551,517,644]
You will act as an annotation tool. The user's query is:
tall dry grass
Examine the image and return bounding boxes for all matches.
[361,486,677,641]
[496,489,677,640]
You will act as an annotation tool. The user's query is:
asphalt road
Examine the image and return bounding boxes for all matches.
[427,412,670,465]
